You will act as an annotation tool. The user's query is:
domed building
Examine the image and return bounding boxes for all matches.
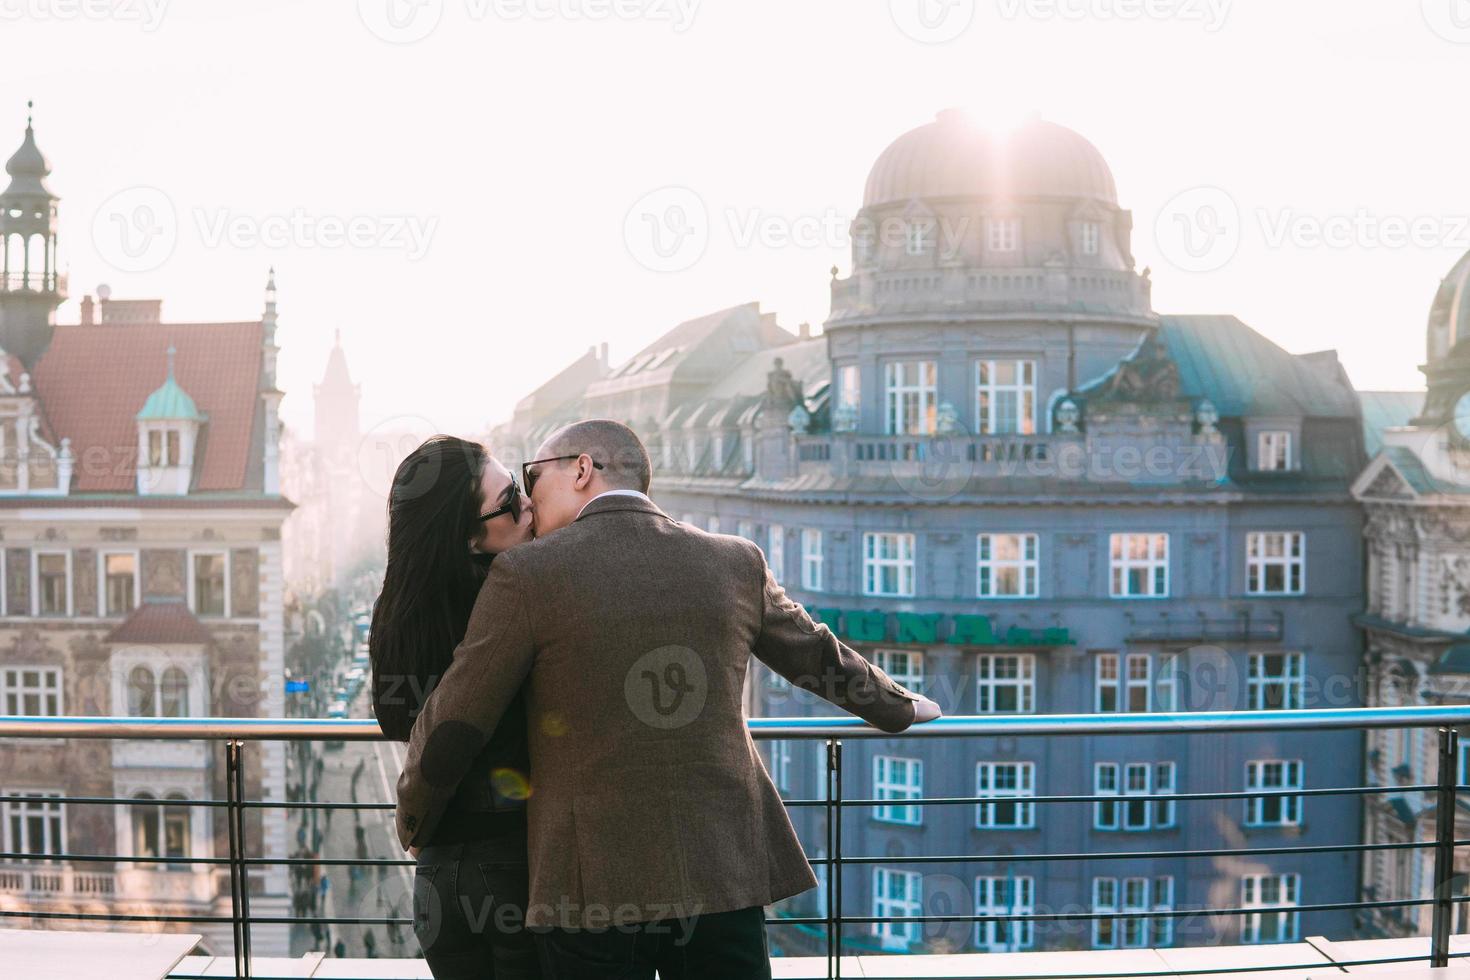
[495,110,1370,954]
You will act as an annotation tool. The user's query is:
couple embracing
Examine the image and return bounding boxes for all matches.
[371,419,941,979]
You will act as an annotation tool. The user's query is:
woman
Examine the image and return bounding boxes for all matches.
[370,435,541,979]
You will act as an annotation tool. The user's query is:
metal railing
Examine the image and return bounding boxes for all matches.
[2,706,1470,979]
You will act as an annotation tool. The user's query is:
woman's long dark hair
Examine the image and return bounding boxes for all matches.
[370,435,491,741]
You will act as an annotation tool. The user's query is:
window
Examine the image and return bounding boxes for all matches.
[131,792,192,869]
[1109,533,1169,597]
[190,551,229,617]
[1094,876,1174,948]
[1096,653,1172,712]
[977,654,1035,713]
[976,360,1037,435]
[1247,532,1305,595]
[3,791,63,855]
[872,868,922,947]
[801,529,824,591]
[873,756,924,825]
[159,666,190,718]
[884,361,938,435]
[863,532,916,598]
[1094,762,1176,830]
[905,220,932,256]
[767,525,785,584]
[1080,221,1100,256]
[32,550,71,617]
[767,741,791,792]
[127,665,156,716]
[987,216,1020,252]
[1258,431,1292,471]
[875,649,924,692]
[737,520,755,542]
[837,364,860,413]
[100,551,139,616]
[1248,653,1304,710]
[976,876,1034,951]
[1245,760,1303,827]
[975,762,1035,829]
[2,667,61,715]
[1241,873,1300,943]
[977,533,1039,597]
[147,428,181,467]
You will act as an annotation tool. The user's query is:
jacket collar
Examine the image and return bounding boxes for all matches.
[573,490,668,524]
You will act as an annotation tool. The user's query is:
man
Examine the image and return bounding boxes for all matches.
[395,419,941,978]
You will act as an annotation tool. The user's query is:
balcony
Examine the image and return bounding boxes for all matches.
[1,707,1469,979]
[0,270,67,295]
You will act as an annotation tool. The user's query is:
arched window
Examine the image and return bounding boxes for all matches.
[127,666,156,716]
[159,668,189,718]
[4,232,21,283]
[131,792,159,865]
[25,233,45,286]
[163,793,190,868]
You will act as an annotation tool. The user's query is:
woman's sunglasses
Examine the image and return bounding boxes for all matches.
[479,474,524,523]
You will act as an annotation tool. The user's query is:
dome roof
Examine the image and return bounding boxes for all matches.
[137,346,206,422]
[3,105,55,200]
[1427,249,1470,361]
[862,109,1117,209]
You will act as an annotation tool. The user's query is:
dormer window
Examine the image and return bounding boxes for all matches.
[135,344,206,496]
[148,428,181,467]
[1258,431,1292,471]
[987,217,1019,252]
[1080,221,1100,255]
[905,221,931,256]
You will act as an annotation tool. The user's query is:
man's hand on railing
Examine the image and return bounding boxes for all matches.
[912,695,942,724]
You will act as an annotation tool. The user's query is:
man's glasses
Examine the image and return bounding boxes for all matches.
[522,454,604,495]
[479,474,524,523]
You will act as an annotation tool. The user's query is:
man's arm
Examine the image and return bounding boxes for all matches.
[393,554,534,850]
[751,552,938,734]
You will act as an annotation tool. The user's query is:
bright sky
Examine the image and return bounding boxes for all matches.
[8,0,1467,436]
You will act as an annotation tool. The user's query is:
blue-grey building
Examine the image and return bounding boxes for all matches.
[494,110,1368,955]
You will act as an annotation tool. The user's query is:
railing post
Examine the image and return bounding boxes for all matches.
[1433,728,1459,969]
[225,739,253,979]
[832,739,843,980]
[824,737,835,980]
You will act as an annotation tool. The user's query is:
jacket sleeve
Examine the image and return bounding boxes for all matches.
[394,554,535,850]
[750,547,920,734]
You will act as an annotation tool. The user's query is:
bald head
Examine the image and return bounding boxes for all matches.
[540,419,651,493]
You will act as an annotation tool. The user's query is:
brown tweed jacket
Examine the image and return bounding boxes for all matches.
[394,493,921,928]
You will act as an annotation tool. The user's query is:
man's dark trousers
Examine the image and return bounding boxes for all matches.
[536,905,771,979]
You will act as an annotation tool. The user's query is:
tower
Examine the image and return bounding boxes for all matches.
[0,101,65,366]
[313,328,361,448]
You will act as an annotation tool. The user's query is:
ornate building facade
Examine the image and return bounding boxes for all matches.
[494,110,1369,954]
[0,114,295,953]
[1354,247,1470,938]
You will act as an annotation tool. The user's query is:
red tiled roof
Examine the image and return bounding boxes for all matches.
[106,600,213,645]
[30,322,264,493]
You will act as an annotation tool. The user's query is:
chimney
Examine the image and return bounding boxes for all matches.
[599,342,609,366]
[79,295,94,326]
[798,321,811,340]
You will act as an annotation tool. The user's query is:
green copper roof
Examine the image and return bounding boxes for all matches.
[1359,391,1424,457]
[136,345,206,422]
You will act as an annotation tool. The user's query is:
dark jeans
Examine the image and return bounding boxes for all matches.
[414,835,543,979]
[536,904,770,980]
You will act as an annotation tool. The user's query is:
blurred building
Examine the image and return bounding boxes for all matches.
[1354,247,1470,937]
[495,110,1370,954]
[281,330,380,597]
[0,115,294,953]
